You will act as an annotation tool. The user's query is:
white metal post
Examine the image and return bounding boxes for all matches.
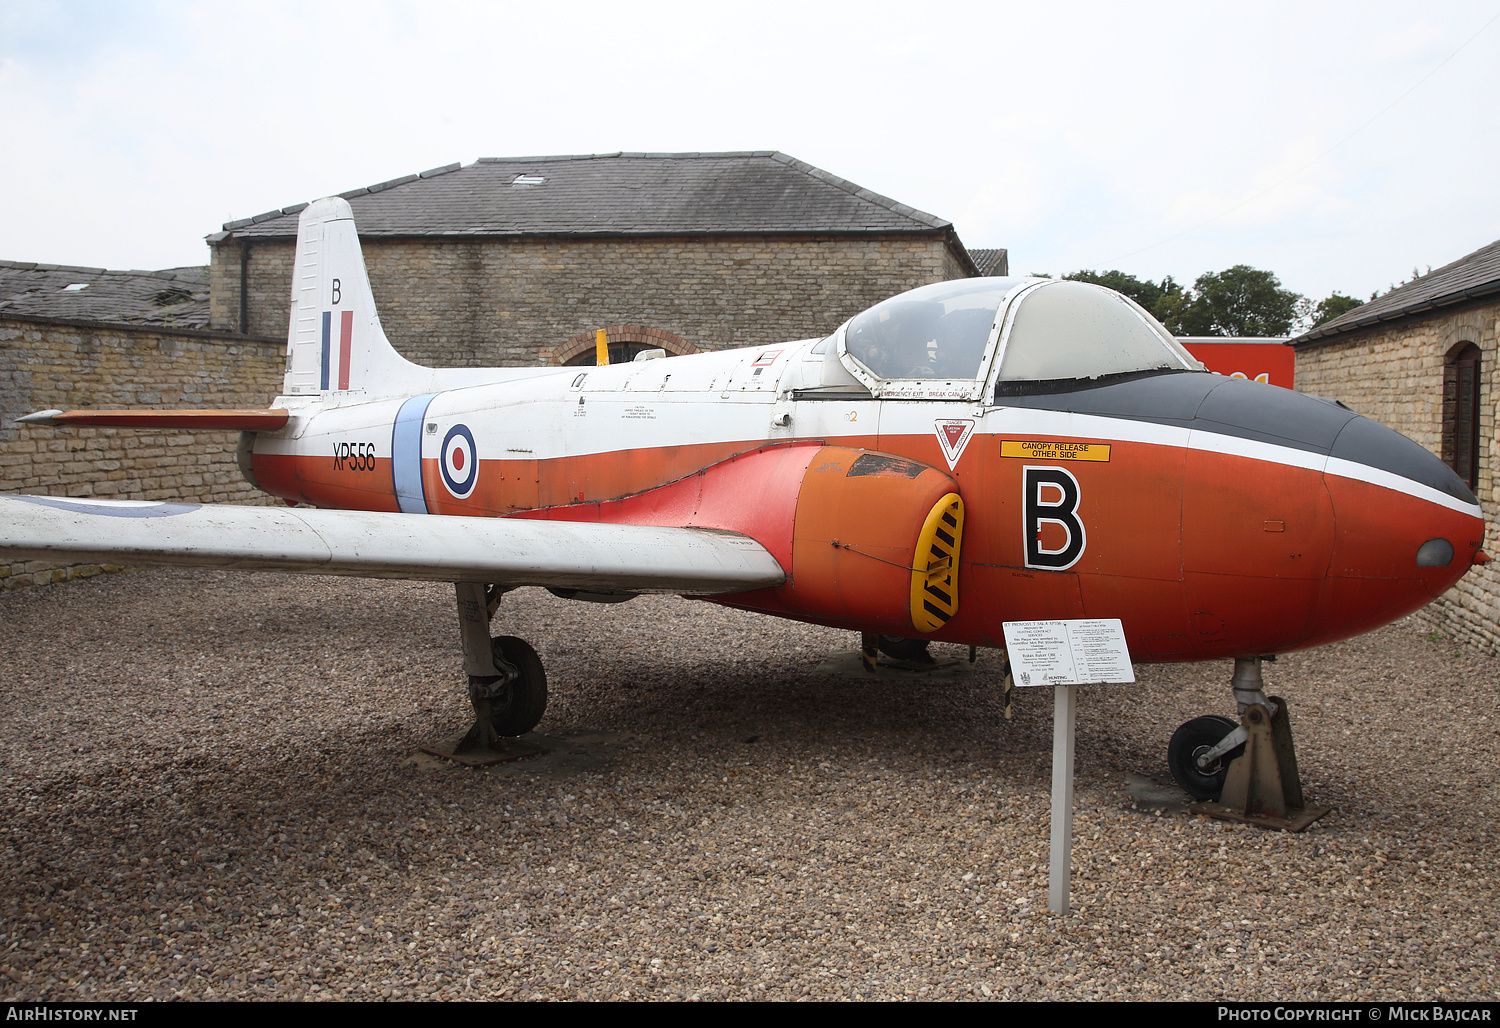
[1048,683,1077,915]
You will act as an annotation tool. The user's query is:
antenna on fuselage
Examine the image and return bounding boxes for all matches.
[595,329,609,366]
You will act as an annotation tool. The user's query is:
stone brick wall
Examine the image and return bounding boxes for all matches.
[941,244,970,284]
[1294,301,1499,654]
[208,241,296,341]
[0,315,284,590]
[209,234,966,366]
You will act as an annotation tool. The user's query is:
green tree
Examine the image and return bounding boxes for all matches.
[1310,291,1364,327]
[1175,265,1304,337]
[1062,269,1186,325]
[1155,288,1202,335]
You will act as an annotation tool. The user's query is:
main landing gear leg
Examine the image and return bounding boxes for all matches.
[452,582,548,753]
[1169,657,1330,831]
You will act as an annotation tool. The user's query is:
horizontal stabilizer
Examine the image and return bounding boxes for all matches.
[0,495,785,595]
[15,409,290,430]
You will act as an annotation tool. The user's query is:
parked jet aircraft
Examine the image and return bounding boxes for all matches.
[2,198,1486,800]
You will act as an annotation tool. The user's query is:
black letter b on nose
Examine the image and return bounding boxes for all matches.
[1024,466,1086,570]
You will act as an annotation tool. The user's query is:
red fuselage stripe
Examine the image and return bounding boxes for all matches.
[338,310,354,391]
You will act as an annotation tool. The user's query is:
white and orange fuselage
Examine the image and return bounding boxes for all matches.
[246,335,1486,663]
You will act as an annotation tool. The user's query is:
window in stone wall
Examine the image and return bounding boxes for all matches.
[1442,342,1482,491]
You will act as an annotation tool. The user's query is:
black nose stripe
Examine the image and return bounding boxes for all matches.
[997,373,1480,507]
[1330,416,1478,506]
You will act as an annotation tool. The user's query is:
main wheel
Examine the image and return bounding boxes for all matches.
[1168,714,1243,801]
[488,636,547,737]
[878,635,934,664]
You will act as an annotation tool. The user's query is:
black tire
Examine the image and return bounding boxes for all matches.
[488,636,547,737]
[878,635,934,663]
[1167,714,1243,801]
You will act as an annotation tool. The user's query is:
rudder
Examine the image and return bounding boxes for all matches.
[283,197,424,397]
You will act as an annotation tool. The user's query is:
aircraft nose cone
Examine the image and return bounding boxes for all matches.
[1190,378,1484,645]
[1317,409,1485,637]
[1193,378,1482,572]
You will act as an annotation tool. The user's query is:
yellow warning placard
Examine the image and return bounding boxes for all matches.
[1001,440,1111,462]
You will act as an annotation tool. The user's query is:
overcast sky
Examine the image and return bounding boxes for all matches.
[3,0,1498,305]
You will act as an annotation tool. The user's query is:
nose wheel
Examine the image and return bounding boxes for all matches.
[1168,714,1243,801]
[1170,657,1331,831]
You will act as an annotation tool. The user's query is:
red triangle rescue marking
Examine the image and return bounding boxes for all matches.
[933,419,976,470]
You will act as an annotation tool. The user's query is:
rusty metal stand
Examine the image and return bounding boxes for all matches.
[1191,695,1331,832]
[420,732,548,768]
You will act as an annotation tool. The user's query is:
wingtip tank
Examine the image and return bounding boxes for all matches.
[14,409,65,426]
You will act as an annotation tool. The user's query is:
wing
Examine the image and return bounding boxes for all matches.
[0,495,784,594]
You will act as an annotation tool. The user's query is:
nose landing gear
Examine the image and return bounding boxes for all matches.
[1167,714,1243,801]
[1168,657,1331,832]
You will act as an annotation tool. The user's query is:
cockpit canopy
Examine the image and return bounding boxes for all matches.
[845,279,1013,383]
[838,277,1201,398]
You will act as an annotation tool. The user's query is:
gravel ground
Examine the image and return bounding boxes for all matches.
[0,568,1496,1002]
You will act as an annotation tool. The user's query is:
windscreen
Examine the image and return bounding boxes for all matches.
[845,279,1019,382]
[995,280,1199,383]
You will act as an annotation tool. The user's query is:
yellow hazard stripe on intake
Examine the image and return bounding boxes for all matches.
[910,492,964,633]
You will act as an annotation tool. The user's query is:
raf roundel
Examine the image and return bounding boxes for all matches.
[440,424,478,499]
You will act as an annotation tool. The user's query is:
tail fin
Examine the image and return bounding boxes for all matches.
[283,197,424,397]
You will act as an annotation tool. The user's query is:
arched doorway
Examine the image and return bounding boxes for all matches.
[550,326,697,366]
[566,342,657,367]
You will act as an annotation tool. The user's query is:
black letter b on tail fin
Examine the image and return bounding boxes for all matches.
[1024,466,1086,570]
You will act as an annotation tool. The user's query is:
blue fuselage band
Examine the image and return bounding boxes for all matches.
[392,392,440,514]
[320,312,332,392]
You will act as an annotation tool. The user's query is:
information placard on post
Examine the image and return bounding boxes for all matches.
[1001,618,1133,916]
[1002,619,1134,687]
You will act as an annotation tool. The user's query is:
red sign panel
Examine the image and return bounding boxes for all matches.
[1179,340,1295,390]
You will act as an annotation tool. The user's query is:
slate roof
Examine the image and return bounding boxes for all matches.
[0,262,210,329]
[1292,236,1500,347]
[210,152,968,251]
[968,248,1009,276]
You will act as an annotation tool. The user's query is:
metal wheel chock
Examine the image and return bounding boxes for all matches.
[1190,657,1331,831]
[1192,695,1331,831]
